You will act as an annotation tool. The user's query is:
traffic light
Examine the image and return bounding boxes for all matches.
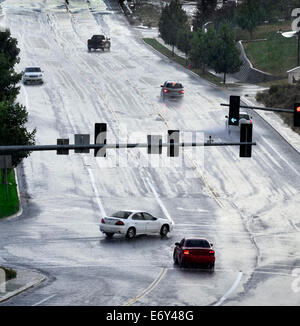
[294,103,300,127]
[240,123,253,157]
[57,138,69,155]
[94,123,107,157]
[167,130,179,157]
[229,95,240,126]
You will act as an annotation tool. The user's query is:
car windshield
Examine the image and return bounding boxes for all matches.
[185,239,210,248]
[110,211,131,219]
[239,113,250,120]
[25,67,41,72]
[94,35,105,40]
[166,82,183,89]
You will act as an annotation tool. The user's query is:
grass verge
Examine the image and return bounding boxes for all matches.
[0,169,19,219]
[143,38,223,86]
[236,21,296,75]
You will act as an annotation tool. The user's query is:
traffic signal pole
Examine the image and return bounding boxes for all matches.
[0,141,257,154]
[221,103,294,114]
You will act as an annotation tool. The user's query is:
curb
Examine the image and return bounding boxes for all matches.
[0,273,46,303]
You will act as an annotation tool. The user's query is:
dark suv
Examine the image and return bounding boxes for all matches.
[161,81,184,99]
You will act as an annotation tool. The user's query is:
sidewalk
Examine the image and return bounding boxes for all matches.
[0,268,46,303]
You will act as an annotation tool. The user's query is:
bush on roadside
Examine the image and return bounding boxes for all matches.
[0,266,17,281]
[256,82,300,109]
[256,81,300,131]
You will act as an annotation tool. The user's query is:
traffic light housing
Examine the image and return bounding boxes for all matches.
[294,103,300,127]
[240,123,253,157]
[229,95,240,126]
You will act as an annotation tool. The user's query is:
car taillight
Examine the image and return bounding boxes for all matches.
[209,250,215,255]
[183,250,189,255]
[115,220,124,226]
[101,218,105,224]
[179,90,184,94]
[250,120,253,124]
[163,89,168,93]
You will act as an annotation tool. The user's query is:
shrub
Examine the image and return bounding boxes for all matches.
[0,266,17,281]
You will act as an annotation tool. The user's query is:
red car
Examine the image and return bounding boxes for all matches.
[173,238,215,269]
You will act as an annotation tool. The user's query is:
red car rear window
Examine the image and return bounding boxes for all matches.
[185,239,210,248]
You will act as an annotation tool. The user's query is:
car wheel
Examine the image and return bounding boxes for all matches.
[173,252,178,265]
[126,227,136,240]
[179,258,185,268]
[160,224,169,237]
[105,232,114,238]
[208,263,215,271]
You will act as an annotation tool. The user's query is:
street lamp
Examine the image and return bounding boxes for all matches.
[202,21,213,33]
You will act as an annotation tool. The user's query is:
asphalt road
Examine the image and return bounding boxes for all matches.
[1,0,300,306]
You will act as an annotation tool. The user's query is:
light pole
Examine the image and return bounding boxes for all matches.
[202,21,213,33]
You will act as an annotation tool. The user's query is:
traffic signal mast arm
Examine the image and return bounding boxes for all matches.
[221,103,294,114]
[0,141,257,153]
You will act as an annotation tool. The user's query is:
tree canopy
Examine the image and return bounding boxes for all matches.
[158,0,189,54]
[0,29,36,175]
[0,29,22,102]
[211,23,242,83]
[236,0,264,39]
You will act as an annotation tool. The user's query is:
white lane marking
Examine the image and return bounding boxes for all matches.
[123,268,168,306]
[144,177,174,225]
[23,87,29,109]
[262,137,300,177]
[86,166,107,217]
[214,271,243,306]
[32,294,56,306]
[177,207,209,213]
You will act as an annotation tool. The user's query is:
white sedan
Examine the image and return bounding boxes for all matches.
[99,210,173,239]
[23,66,44,85]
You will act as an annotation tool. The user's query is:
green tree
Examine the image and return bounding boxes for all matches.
[211,23,242,84]
[189,27,218,72]
[176,27,193,64]
[0,29,22,102]
[192,0,217,32]
[0,100,36,171]
[0,29,36,184]
[236,0,264,39]
[158,0,189,55]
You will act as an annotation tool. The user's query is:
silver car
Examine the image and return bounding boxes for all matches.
[161,81,184,100]
[99,210,173,239]
[23,66,44,85]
